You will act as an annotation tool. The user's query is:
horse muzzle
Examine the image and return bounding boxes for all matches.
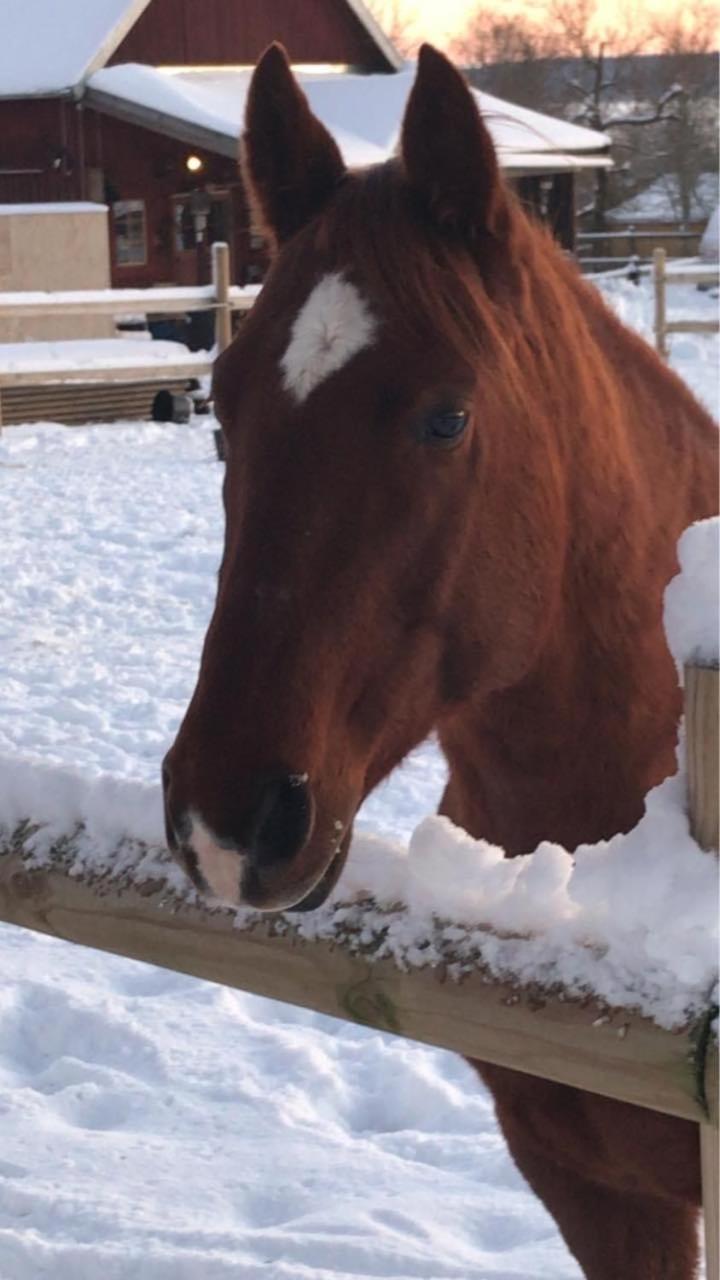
[162,760,353,911]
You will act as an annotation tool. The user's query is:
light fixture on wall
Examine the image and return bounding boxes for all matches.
[185,154,204,173]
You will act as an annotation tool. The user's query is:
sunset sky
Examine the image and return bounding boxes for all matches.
[385,0,696,50]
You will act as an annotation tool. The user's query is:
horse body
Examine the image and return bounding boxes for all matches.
[163,44,718,1278]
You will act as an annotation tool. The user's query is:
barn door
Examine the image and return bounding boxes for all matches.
[171,191,233,285]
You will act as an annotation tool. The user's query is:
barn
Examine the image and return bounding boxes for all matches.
[0,0,611,296]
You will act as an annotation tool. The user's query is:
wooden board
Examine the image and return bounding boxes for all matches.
[0,377,203,426]
[0,847,715,1127]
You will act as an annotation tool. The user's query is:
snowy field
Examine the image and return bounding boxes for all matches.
[0,275,717,1279]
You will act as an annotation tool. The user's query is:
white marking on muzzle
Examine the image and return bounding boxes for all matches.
[280,273,377,404]
[189,815,245,907]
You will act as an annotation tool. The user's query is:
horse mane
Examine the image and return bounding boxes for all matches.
[290,160,713,524]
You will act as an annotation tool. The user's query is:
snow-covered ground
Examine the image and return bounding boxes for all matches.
[0,275,717,1279]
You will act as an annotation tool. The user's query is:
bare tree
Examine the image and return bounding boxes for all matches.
[458,0,713,232]
[545,1,689,228]
[363,0,418,59]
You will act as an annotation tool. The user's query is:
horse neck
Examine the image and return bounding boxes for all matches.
[439,250,716,857]
[439,610,681,857]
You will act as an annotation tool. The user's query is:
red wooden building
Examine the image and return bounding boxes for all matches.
[1,0,609,300]
[0,0,399,292]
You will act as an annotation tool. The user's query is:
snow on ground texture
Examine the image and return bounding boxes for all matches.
[0,276,716,1280]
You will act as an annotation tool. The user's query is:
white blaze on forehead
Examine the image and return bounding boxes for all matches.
[189,814,245,907]
[280,272,377,404]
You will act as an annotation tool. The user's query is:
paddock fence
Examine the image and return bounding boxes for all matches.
[0,243,256,427]
[653,248,720,358]
[577,226,705,276]
[0,663,717,1275]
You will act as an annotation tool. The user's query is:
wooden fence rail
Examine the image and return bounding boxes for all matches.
[0,667,717,1272]
[0,243,255,427]
[653,248,719,358]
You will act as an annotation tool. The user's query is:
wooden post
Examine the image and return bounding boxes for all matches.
[685,663,719,1280]
[212,241,232,353]
[653,247,667,358]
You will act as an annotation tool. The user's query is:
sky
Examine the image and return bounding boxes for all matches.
[390,0,692,50]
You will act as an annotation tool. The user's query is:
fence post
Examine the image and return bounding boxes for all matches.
[653,247,667,358]
[212,242,232,354]
[685,663,719,1280]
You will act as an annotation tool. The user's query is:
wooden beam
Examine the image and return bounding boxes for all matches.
[666,319,720,336]
[686,665,720,854]
[0,360,212,389]
[0,285,257,319]
[212,242,232,354]
[0,846,714,1128]
[665,269,720,286]
[654,247,667,357]
[686,664,719,1279]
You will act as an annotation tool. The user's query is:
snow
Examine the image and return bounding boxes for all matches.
[599,272,719,416]
[0,204,107,216]
[0,275,717,1280]
[0,286,260,310]
[0,338,204,375]
[664,521,720,671]
[607,172,719,225]
[0,0,145,98]
[87,64,610,170]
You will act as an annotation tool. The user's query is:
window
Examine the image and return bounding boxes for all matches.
[113,200,147,266]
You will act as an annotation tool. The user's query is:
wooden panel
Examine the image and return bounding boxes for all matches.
[0,100,81,204]
[110,0,392,69]
[666,320,719,335]
[0,377,199,426]
[0,846,715,1127]
[686,666,720,853]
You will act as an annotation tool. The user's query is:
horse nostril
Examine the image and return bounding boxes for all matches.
[248,772,315,867]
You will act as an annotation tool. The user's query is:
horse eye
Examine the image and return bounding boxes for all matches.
[425,409,469,447]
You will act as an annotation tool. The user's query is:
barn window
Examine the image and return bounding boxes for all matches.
[113,200,147,266]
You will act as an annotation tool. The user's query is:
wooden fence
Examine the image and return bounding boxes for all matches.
[0,663,717,1273]
[653,248,720,358]
[0,243,255,427]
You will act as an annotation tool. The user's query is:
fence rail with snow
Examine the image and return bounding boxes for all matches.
[0,656,717,1273]
[653,248,720,358]
[0,243,256,426]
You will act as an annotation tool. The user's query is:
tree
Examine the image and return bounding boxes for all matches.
[363,0,418,59]
[457,0,717,232]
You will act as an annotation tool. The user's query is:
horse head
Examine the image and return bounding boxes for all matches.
[162,45,577,910]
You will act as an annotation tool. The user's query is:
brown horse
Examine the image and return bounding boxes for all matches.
[163,44,718,1279]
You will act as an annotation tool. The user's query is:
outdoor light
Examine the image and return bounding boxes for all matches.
[185,154,203,173]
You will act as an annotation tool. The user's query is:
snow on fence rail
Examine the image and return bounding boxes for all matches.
[0,243,257,425]
[653,247,720,358]
[0,656,717,1270]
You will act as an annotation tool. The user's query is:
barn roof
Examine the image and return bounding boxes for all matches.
[0,0,401,99]
[0,0,152,98]
[85,64,611,173]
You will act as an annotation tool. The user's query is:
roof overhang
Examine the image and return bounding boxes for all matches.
[342,0,404,71]
[85,71,613,176]
[85,84,237,157]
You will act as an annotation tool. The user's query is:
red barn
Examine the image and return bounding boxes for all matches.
[1,0,610,295]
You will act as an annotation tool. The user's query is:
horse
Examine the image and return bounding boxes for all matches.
[162,43,719,1279]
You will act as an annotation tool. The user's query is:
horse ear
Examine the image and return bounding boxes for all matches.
[400,44,508,242]
[241,43,346,251]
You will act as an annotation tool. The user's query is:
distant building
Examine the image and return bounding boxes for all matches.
[603,173,719,260]
[1,0,610,298]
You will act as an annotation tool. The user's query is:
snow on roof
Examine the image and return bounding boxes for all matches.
[607,172,719,225]
[87,64,611,170]
[0,203,107,216]
[0,0,150,98]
